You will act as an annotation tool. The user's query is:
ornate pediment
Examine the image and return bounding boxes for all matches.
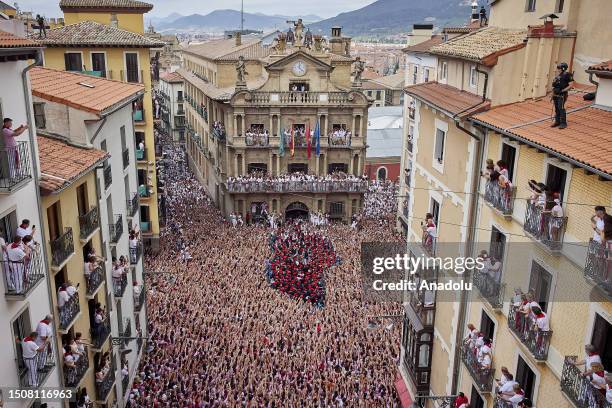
[265,50,334,73]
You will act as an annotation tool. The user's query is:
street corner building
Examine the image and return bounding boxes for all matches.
[179,26,373,223]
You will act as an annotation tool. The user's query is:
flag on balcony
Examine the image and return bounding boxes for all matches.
[315,120,321,157]
[290,126,295,158]
[279,129,285,157]
[306,122,311,159]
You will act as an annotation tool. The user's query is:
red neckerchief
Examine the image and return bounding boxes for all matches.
[11,242,20,249]
[19,223,27,229]
[516,389,524,395]
[595,370,605,377]
[40,319,49,325]
[536,312,545,319]
[589,352,599,357]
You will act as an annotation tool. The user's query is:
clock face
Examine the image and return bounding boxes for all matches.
[292,60,307,76]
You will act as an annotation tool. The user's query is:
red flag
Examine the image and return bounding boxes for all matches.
[291,125,295,157]
[306,122,311,159]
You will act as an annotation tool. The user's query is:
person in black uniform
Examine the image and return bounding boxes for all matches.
[479,6,488,26]
[551,62,573,129]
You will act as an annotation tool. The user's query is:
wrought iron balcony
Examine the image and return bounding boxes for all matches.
[122,69,143,84]
[19,343,55,388]
[0,142,32,193]
[212,127,226,141]
[523,201,567,251]
[129,243,142,265]
[421,234,436,257]
[126,192,139,218]
[113,273,128,298]
[484,180,516,217]
[64,346,89,387]
[85,265,105,297]
[492,395,515,408]
[245,132,270,147]
[91,318,111,350]
[507,304,553,360]
[103,165,112,189]
[136,147,147,161]
[226,179,368,194]
[3,246,45,299]
[472,269,505,310]
[327,133,352,147]
[134,286,145,312]
[138,184,151,198]
[122,371,130,396]
[408,288,436,328]
[95,364,115,402]
[122,148,130,169]
[121,319,132,347]
[59,292,80,331]
[140,221,151,232]
[561,355,611,408]
[50,228,75,268]
[584,239,612,297]
[460,342,494,393]
[79,206,99,240]
[109,214,123,244]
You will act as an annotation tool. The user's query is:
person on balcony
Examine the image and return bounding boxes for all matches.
[531,306,550,355]
[66,280,78,298]
[589,362,607,395]
[129,229,140,263]
[2,118,28,177]
[518,399,533,407]
[84,255,96,283]
[577,344,602,375]
[454,392,469,408]
[35,315,53,369]
[6,235,27,293]
[22,331,47,387]
[501,383,525,407]
[67,336,84,363]
[16,219,35,239]
[497,371,517,395]
[544,197,564,243]
[421,213,437,252]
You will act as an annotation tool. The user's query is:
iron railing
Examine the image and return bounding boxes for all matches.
[121,319,132,347]
[85,265,104,297]
[0,142,32,192]
[59,292,80,330]
[484,180,516,216]
[122,148,130,169]
[3,246,45,297]
[64,346,89,387]
[245,132,270,147]
[19,344,55,388]
[138,184,150,198]
[492,395,515,408]
[79,206,99,240]
[472,270,505,309]
[109,215,123,244]
[327,133,351,147]
[103,165,112,189]
[50,228,74,267]
[91,318,111,350]
[584,239,612,296]
[460,342,494,392]
[134,286,145,312]
[561,355,611,408]
[507,304,553,360]
[136,147,147,161]
[140,221,151,232]
[523,202,567,251]
[226,180,368,194]
[122,69,143,84]
[421,234,436,257]
[95,364,115,401]
[113,273,128,298]
[127,192,139,218]
[129,244,142,265]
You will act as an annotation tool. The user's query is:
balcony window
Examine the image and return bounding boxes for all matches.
[64,52,83,71]
[126,192,139,218]
[33,102,46,129]
[433,128,446,168]
[109,214,123,244]
[124,52,140,83]
[470,65,478,88]
[328,125,351,147]
[132,98,144,122]
[91,52,107,77]
[246,124,269,147]
[525,0,536,12]
[401,311,433,394]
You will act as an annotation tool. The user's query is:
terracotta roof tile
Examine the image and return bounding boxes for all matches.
[0,30,40,49]
[430,27,527,65]
[442,21,483,34]
[402,35,445,53]
[160,71,183,83]
[38,135,109,195]
[30,66,144,115]
[472,91,612,176]
[368,71,405,90]
[31,21,164,48]
[184,37,264,61]
[59,0,153,11]
[588,60,612,74]
[405,81,490,117]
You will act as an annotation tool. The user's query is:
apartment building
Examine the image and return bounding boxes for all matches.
[32,0,164,251]
[30,67,148,407]
[397,1,612,407]
[362,71,405,107]
[157,71,185,143]
[179,27,371,222]
[0,26,62,407]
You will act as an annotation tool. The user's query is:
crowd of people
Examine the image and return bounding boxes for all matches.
[328,128,352,146]
[0,219,40,295]
[245,127,270,146]
[212,121,226,137]
[226,171,369,193]
[128,135,403,406]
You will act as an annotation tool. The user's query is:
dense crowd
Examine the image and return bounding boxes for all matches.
[245,127,270,146]
[128,137,403,407]
[226,171,369,193]
[328,128,352,146]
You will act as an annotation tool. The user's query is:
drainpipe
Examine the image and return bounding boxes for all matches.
[475,65,489,102]
[21,49,66,386]
[588,72,599,87]
[89,117,108,145]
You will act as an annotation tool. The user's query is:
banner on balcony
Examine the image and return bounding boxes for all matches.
[315,119,321,157]
[306,121,311,159]
[279,129,285,157]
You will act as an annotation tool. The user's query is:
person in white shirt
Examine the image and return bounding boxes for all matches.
[497,373,517,395]
[16,219,34,238]
[57,284,70,308]
[6,235,27,293]
[36,315,53,369]
[576,344,602,375]
[66,280,78,297]
[502,383,525,407]
[591,206,607,243]
[22,332,47,387]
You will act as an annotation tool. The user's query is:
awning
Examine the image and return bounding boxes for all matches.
[395,372,414,408]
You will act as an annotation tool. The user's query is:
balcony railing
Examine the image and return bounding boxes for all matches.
[245,132,270,147]
[129,244,142,265]
[122,148,130,169]
[50,228,75,268]
[136,147,147,161]
[109,215,123,244]
[472,269,505,309]
[138,184,150,198]
[0,142,32,192]
[212,127,226,141]
[91,318,111,350]
[561,355,611,408]
[64,346,89,387]
[421,234,436,257]
[492,395,515,408]
[95,364,115,402]
[133,108,145,122]
[248,91,351,105]
[3,246,45,298]
[226,179,368,194]
[134,286,145,312]
[113,273,128,298]
[85,265,104,297]
[127,193,139,217]
[507,304,553,360]
[408,289,435,327]
[19,343,55,388]
[523,202,567,251]
[460,342,494,392]
[59,292,80,331]
[140,221,151,232]
[122,69,143,84]
[327,133,352,147]
[103,165,112,189]
[484,180,516,216]
[121,319,132,347]
[79,206,99,240]
[584,239,612,296]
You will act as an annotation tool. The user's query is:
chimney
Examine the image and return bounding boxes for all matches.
[407,24,433,46]
[235,31,242,46]
[110,13,118,28]
[591,69,612,109]
[331,26,342,38]
[471,0,479,22]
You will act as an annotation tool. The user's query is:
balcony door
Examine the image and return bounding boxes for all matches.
[125,52,140,83]
[516,355,535,400]
[490,227,506,263]
[470,386,484,408]
[591,314,612,371]
[480,310,495,341]
[0,210,17,242]
[47,202,62,241]
[529,261,552,312]
[91,52,107,77]
[64,52,82,71]
[501,143,517,182]
[12,308,31,384]
[545,164,567,203]
[77,182,88,217]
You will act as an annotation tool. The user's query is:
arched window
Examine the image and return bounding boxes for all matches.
[377,166,387,181]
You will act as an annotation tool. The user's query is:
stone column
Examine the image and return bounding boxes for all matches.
[349,155,354,175]
[269,152,273,175]
[233,115,238,137]
[351,114,356,135]
[234,155,239,176]
[241,153,246,174]
[276,155,281,176]
[241,115,246,137]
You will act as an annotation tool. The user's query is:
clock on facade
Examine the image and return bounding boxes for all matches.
[292,60,307,76]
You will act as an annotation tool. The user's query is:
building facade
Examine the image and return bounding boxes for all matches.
[31,66,148,407]
[34,0,164,251]
[157,71,185,142]
[180,27,372,222]
[365,106,403,182]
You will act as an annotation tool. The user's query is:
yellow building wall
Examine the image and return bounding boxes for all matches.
[489,0,572,30]
[62,12,145,33]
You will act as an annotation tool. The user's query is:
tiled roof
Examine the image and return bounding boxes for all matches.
[442,21,483,34]
[31,21,165,48]
[30,67,144,115]
[160,71,183,83]
[176,68,234,101]
[217,41,272,62]
[0,30,40,48]
[59,0,153,11]
[430,27,527,66]
[184,37,265,61]
[587,60,612,74]
[402,35,445,53]
[38,135,109,195]
[368,71,405,90]
[0,1,16,10]
[472,91,612,177]
[405,81,490,117]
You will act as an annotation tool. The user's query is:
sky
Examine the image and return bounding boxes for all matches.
[14,0,377,19]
